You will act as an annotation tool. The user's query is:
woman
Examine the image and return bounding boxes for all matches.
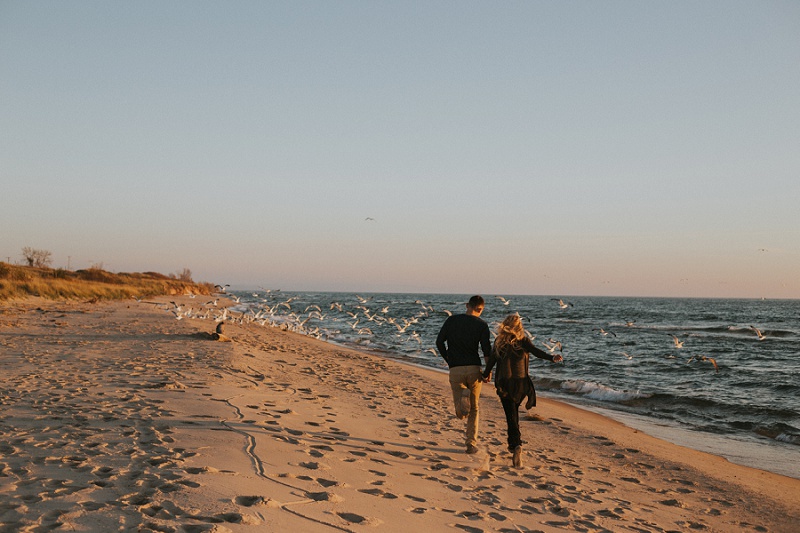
[483,313,563,468]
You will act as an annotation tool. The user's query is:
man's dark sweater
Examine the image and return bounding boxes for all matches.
[436,314,491,368]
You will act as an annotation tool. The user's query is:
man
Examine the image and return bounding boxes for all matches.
[436,295,491,454]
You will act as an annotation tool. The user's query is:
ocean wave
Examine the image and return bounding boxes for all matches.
[753,422,800,446]
[638,324,796,339]
[559,380,651,403]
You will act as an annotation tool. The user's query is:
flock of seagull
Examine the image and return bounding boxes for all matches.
[139,291,771,375]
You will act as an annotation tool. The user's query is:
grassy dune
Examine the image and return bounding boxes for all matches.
[0,263,215,301]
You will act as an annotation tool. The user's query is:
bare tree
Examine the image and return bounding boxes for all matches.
[21,247,53,268]
[177,268,193,282]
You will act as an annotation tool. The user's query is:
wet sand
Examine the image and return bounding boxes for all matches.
[1,296,798,532]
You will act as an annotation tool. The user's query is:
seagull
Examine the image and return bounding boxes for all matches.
[496,296,511,306]
[624,320,636,327]
[749,326,767,341]
[365,217,375,221]
[670,335,685,349]
[688,355,719,372]
[593,328,616,337]
[551,298,574,309]
[619,351,634,360]
[542,339,563,353]
[700,356,719,372]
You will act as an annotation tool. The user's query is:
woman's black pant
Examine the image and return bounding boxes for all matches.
[499,395,522,450]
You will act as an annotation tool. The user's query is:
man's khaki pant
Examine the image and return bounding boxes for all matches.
[448,365,483,448]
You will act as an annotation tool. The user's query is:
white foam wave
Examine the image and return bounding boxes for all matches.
[775,433,800,444]
[560,380,651,402]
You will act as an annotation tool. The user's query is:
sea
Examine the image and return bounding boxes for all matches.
[226,290,799,479]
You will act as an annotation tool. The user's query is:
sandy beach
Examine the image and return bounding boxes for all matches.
[1,296,798,533]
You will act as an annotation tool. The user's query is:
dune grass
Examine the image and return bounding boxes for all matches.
[0,263,215,301]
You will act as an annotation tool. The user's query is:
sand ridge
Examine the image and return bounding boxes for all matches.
[0,296,798,532]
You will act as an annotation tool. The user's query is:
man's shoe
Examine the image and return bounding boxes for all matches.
[466,445,479,454]
[512,446,522,468]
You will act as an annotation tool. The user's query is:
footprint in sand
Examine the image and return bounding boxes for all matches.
[359,488,399,499]
[337,512,381,526]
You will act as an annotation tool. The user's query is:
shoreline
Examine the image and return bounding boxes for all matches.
[319,337,800,481]
[1,296,798,532]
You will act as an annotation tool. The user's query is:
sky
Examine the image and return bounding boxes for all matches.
[1,1,798,299]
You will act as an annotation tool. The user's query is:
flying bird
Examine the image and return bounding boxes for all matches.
[749,326,767,341]
[542,339,563,353]
[700,356,719,372]
[496,296,511,306]
[593,328,616,337]
[670,335,685,349]
[551,298,574,309]
[687,355,719,372]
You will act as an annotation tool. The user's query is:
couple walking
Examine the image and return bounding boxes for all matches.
[435,295,562,467]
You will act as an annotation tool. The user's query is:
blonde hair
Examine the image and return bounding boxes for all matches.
[494,313,526,357]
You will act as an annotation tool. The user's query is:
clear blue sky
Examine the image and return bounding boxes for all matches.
[2,1,798,298]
